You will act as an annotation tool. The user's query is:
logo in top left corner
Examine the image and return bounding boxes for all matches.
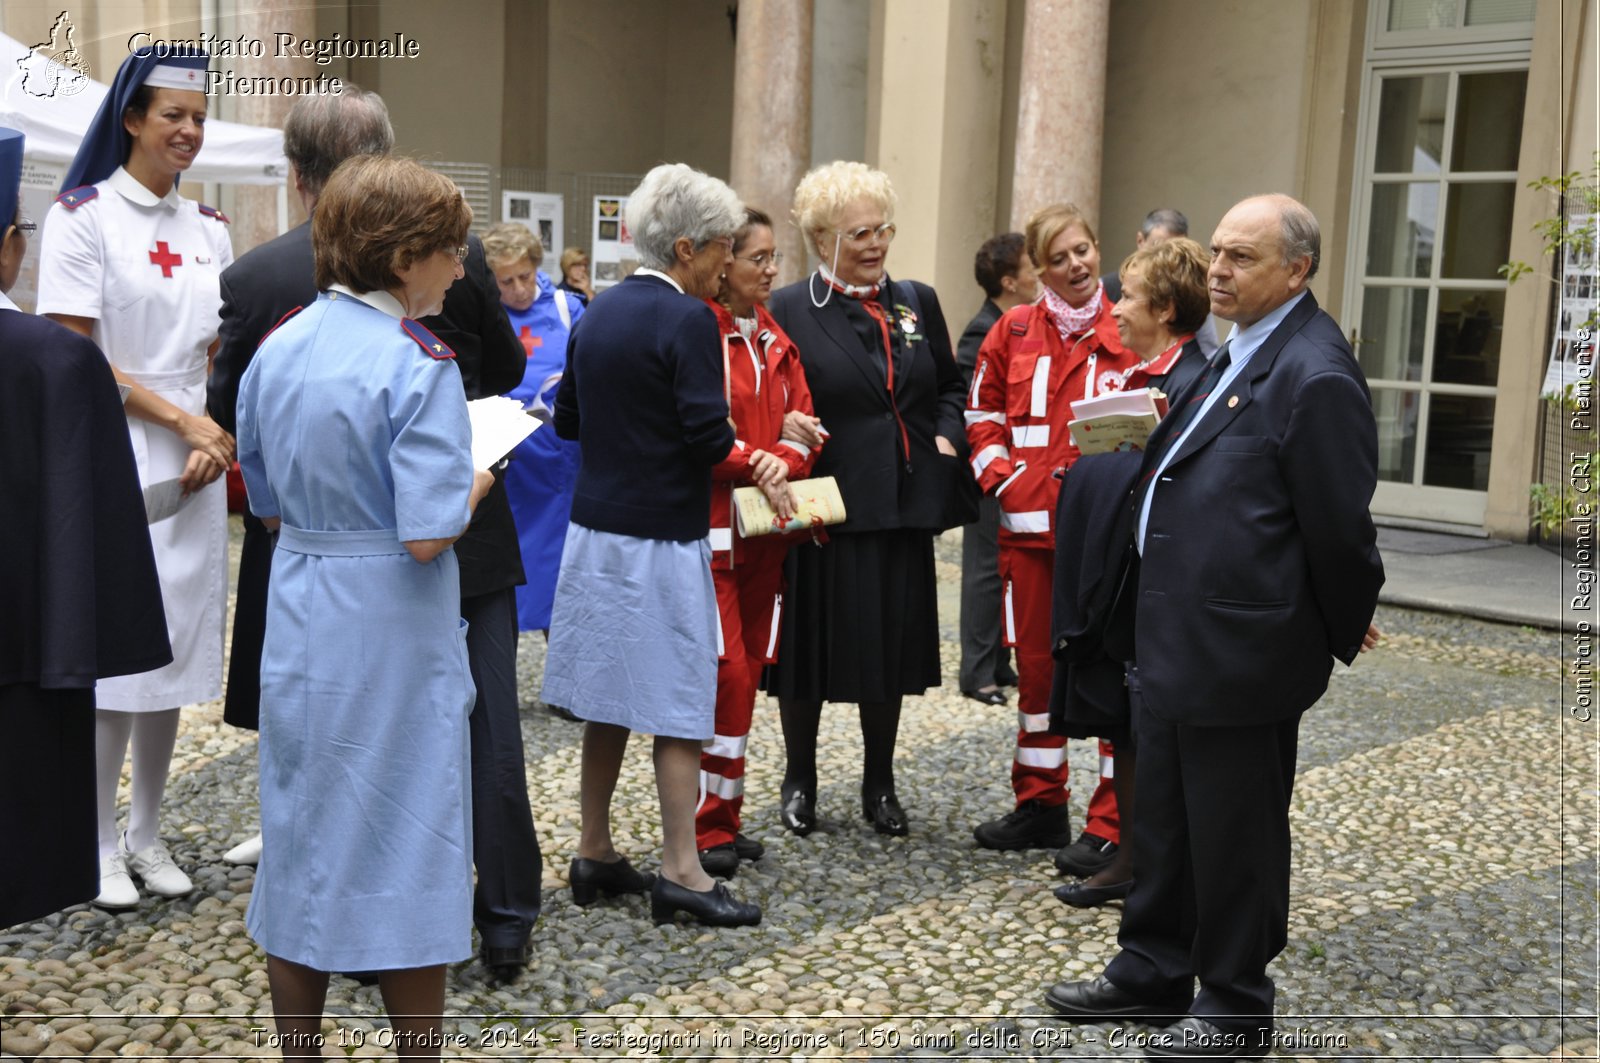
[18,10,91,99]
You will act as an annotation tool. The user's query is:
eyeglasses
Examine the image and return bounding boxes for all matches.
[452,245,469,263]
[736,251,784,269]
[834,222,896,247]
[704,236,735,253]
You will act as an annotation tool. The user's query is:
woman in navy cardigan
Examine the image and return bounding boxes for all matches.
[541,163,761,928]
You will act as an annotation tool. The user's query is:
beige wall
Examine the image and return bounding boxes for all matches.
[869,0,1009,310]
[1100,0,1315,273]
[811,0,869,169]
[1568,0,1598,171]
[545,0,734,178]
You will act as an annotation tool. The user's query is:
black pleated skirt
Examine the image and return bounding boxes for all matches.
[0,684,97,927]
[766,528,942,704]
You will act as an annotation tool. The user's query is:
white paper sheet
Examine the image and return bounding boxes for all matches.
[143,478,193,524]
[468,396,540,469]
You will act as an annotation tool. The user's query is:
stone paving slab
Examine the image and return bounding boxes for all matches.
[1,521,1594,1060]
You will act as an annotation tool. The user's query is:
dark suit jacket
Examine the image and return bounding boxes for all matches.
[955,298,1002,390]
[1133,291,1383,727]
[208,226,525,728]
[768,275,968,533]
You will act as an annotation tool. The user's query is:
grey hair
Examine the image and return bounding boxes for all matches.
[1277,198,1321,280]
[1141,207,1189,238]
[626,163,744,271]
[283,85,395,199]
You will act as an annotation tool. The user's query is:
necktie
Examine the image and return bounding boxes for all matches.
[1141,342,1232,480]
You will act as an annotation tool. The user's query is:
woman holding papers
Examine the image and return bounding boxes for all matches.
[695,207,821,877]
[1047,234,1215,910]
[37,47,233,911]
[965,204,1137,868]
[235,154,494,1050]
[1113,237,1212,398]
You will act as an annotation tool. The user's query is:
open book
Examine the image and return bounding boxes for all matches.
[732,476,848,537]
[1067,387,1169,455]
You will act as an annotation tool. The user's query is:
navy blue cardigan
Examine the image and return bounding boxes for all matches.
[554,273,734,542]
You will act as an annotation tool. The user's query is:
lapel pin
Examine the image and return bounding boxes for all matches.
[1227,396,1239,408]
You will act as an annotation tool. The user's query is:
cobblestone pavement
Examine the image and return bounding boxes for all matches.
[1,520,1595,1060]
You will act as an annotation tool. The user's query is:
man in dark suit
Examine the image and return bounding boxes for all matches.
[955,233,1036,705]
[1044,194,1384,1058]
[207,88,543,984]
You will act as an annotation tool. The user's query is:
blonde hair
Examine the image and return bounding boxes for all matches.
[482,222,542,271]
[1024,203,1097,273]
[792,161,898,253]
[1120,236,1210,334]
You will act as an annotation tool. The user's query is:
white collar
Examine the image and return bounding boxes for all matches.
[0,289,18,312]
[634,268,684,294]
[327,283,408,320]
[107,166,183,211]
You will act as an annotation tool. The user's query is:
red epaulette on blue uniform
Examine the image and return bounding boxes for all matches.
[255,306,304,350]
[55,186,98,209]
[199,204,230,224]
[401,318,456,360]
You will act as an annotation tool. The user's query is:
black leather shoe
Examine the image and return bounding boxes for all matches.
[569,855,654,906]
[732,833,764,861]
[974,799,1072,850]
[961,687,1008,706]
[1143,1015,1270,1058]
[862,793,909,836]
[697,843,739,877]
[1053,879,1133,908]
[481,944,527,983]
[1043,975,1189,1024]
[1055,831,1118,876]
[779,786,816,836]
[650,877,761,927]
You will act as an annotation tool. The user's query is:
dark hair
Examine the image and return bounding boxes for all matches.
[124,84,154,121]
[312,155,471,293]
[734,206,773,253]
[1141,208,1189,239]
[283,86,395,198]
[1120,236,1210,334]
[974,232,1026,298]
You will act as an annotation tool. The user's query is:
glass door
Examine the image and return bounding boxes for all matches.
[1347,64,1526,525]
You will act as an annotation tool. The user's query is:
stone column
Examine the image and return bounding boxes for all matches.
[1009,0,1110,232]
[729,0,813,288]
[227,1,317,254]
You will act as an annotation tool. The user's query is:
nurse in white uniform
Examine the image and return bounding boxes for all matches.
[37,47,233,909]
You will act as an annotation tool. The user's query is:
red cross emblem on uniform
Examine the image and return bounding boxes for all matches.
[149,241,183,278]
[517,325,541,358]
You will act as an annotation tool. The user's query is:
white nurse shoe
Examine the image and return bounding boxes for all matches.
[121,835,193,898]
[222,832,262,866]
[93,851,139,910]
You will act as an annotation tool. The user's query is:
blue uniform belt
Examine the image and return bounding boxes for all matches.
[276,526,409,557]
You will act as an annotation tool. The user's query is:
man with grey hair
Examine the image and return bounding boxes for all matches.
[207,87,542,984]
[1043,194,1383,1057]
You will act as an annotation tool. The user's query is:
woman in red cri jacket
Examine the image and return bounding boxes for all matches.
[967,204,1138,876]
[696,208,822,877]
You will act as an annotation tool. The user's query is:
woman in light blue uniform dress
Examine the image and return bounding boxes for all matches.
[236,155,494,1059]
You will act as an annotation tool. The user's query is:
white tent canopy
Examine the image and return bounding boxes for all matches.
[0,32,287,186]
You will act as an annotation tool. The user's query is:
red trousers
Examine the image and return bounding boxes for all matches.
[1001,546,1119,842]
[696,544,786,850]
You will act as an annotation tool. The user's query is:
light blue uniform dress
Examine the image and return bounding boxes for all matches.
[236,288,477,972]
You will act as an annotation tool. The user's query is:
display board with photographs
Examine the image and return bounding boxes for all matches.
[502,190,565,270]
[591,195,635,290]
[1541,207,1598,397]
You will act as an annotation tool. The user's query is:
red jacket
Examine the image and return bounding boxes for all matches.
[965,297,1136,550]
[706,301,820,567]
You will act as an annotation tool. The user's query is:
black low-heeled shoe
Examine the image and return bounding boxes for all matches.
[1053,878,1134,908]
[779,787,816,836]
[650,876,761,927]
[961,687,1008,706]
[569,855,654,906]
[862,793,909,836]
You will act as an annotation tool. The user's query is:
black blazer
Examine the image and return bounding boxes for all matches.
[768,275,968,533]
[955,298,1002,390]
[1132,291,1384,727]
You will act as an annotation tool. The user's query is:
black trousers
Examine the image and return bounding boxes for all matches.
[0,684,97,927]
[1103,702,1301,1029]
[462,587,542,949]
[958,496,1013,692]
